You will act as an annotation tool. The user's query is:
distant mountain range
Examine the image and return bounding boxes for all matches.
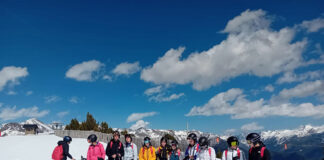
[1,119,323,159]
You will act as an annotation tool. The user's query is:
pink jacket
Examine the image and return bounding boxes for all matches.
[87,142,105,160]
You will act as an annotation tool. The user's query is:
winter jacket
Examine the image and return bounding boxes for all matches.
[222,148,246,160]
[139,146,156,160]
[87,142,105,160]
[156,145,171,160]
[196,147,216,160]
[57,141,73,160]
[184,143,199,160]
[106,139,125,160]
[124,142,138,160]
[170,149,182,160]
[248,144,271,160]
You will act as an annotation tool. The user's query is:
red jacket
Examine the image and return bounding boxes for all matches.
[87,142,105,160]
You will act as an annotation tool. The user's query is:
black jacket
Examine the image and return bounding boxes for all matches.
[106,139,125,160]
[58,141,73,160]
[156,145,171,160]
[248,144,271,160]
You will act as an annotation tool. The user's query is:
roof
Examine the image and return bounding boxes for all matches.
[23,124,38,129]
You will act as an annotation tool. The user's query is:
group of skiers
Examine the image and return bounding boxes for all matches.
[52,131,271,160]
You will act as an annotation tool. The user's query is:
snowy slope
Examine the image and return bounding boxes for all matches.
[0,135,107,160]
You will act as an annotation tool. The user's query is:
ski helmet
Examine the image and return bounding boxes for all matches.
[113,131,120,138]
[227,136,239,147]
[187,133,198,142]
[160,137,168,144]
[246,133,261,144]
[125,134,132,141]
[87,134,97,143]
[198,136,209,147]
[63,136,72,142]
[171,140,178,146]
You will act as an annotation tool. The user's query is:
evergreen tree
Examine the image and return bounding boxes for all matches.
[164,133,176,141]
[121,129,128,135]
[100,122,109,133]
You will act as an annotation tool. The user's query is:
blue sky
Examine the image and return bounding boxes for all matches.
[0,0,323,134]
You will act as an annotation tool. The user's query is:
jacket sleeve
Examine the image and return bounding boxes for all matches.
[99,144,105,159]
[134,144,138,160]
[63,143,73,159]
[106,142,111,157]
[211,148,216,160]
[139,147,144,160]
[87,146,91,160]
[152,147,157,160]
[264,149,271,160]
[221,151,225,160]
[120,143,125,157]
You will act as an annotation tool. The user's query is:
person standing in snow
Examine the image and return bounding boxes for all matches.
[196,136,216,160]
[246,133,271,160]
[56,136,75,160]
[87,134,105,160]
[124,134,138,160]
[184,133,200,160]
[222,136,246,160]
[156,137,171,160]
[106,131,125,160]
[170,140,182,160]
[139,137,156,160]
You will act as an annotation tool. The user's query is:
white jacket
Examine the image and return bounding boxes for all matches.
[197,147,216,160]
[124,142,138,160]
[221,148,246,160]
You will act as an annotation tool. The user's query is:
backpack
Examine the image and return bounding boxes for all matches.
[52,145,63,160]
[249,147,266,158]
[225,148,240,160]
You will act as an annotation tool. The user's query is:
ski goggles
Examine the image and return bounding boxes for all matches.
[231,141,238,146]
[144,140,150,144]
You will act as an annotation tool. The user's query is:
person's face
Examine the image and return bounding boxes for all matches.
[126,137,131,143]
[188,139,195,145]
[145,142,150,147]
[161,141,166,147]
[230,146,237,150]
[87,139,91,143]
[114,135,119,141]
[172,145,176,150]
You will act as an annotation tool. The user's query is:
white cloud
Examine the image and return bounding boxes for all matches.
[141,9,306,90]
[0,66,28,91]
[112,62,141,76]
[278,80,324,99]
[144,86,163,96]
[241,122,264,131]
[102,75,112,81]
[300,17,324,33]
[44,95,60,104]
[66,60,104,81]
[264,85,274,92]
[57,111,69,118]
[26,91,33,96]
[277,70,323,84]
[186,88,324,119]
[69,96,79,104]
[0,106,49,121]
[130,120,149,130]
[149,93,185,102]
[7,90,17,95]
[127,112,158,123]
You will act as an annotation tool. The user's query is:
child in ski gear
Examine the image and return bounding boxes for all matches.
[139,137,156,160]
[196,136,216,160]
[52,136,75,160]
[124,134,138,160]
[246,133,271,160]
[170,140,182,160]
[222,136,246,160]
[184,133,200,160]
[106,131,125,160]
[87,134,105,160]
[156,137,171,160]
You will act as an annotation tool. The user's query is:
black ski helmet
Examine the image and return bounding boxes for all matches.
[171,140,178,146]
[88,134,97,143]
[246,133,261,144]
[63,136,72,142]
[198,136,209,147]
[160,137,168,144]
[187,133,198,142]
[227,136,239,147]
[125,134,132,141]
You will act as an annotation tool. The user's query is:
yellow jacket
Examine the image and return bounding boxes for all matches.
[139,146,156,160]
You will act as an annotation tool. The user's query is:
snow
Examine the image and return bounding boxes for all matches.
[0,135,107,160]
